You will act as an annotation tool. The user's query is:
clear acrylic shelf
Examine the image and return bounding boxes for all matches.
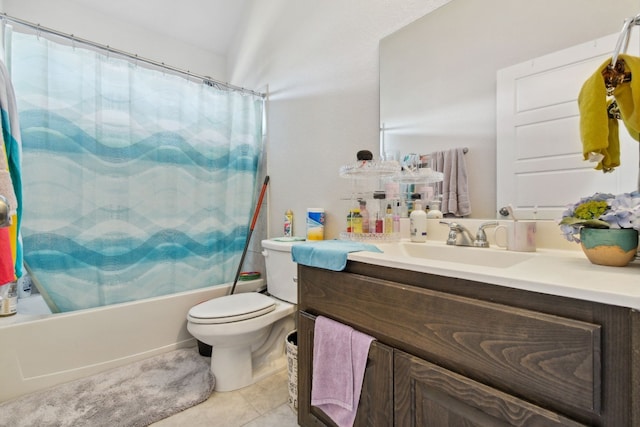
[391,169,444,184]
[339,231,401,242]
[339,160,401,178]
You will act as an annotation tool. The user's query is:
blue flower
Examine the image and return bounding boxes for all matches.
[558,191,640,243]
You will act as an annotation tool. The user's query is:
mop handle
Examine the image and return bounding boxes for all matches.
[250,176,270,230]
[230,175,269,295]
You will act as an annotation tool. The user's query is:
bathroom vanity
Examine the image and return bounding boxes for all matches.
[297,244,640,426]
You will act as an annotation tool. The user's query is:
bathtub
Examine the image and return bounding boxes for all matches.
[0,278,265,402]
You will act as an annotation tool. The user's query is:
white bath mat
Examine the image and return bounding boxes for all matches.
[0,347,214,427]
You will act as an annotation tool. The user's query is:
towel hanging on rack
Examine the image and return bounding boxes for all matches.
[579,54,640,172]
[578,13,640,173]
[431,148,471,217]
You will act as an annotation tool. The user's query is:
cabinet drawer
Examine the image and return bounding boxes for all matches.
[395,350,587,427]
[299,268,601,415]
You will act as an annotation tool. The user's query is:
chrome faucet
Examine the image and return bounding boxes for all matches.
[474,221,499,247]
[440,221,475,246]
[440,221,499,247]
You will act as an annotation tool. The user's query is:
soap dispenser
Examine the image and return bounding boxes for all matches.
[427,198,443,219]
[410,196,427,242]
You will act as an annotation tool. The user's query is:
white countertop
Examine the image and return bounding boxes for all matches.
[347,240,640,310]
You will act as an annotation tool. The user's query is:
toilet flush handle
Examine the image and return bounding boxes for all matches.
[261,250,269,257]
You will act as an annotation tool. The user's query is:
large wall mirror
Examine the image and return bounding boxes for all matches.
[380,0,640,219]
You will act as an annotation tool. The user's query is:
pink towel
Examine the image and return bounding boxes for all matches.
[311,316,375,427]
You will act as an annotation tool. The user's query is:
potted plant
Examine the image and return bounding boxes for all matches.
[559,192,640,266]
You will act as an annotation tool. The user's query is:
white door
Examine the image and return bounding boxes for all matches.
[497,32,639,220]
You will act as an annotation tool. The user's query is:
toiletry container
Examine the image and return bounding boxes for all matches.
[410,198,427,242]
[284,209,293,237]
[385,204,393,234]
[306,208,325,240]
[359,200,370,233]
[427,200,443,219]
[347,208,364,234]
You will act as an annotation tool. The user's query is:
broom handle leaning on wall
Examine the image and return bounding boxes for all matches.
[229,175,270,295]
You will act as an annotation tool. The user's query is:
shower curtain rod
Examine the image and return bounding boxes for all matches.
[0,13,266,98]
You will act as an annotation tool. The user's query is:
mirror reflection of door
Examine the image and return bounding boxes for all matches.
[379,0,639,219]
[497,32,640,220]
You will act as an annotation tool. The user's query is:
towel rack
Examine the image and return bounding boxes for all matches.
[604,13,640,93]
[611,13,640,67]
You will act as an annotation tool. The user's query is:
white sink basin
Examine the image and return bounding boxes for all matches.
[374,241,535,268]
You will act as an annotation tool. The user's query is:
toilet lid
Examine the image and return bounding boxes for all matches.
[188,292,276,324]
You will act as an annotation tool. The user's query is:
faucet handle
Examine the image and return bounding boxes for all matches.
[439,221,458,245]
[440,221,462,230]
[473,221,499,247]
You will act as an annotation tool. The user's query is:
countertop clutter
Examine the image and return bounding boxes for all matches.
[347,239,640,310]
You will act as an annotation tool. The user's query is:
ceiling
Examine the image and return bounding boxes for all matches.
[69,0,249,56]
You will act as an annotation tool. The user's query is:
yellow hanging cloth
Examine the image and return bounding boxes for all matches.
[578,53,640,172]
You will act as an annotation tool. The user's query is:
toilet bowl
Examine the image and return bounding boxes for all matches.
[187,239,302,392]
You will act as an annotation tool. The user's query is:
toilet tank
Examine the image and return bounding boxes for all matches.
[261,239,304,304]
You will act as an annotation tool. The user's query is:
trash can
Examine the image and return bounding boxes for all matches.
[285,330,298,411]
[197,340,212,357]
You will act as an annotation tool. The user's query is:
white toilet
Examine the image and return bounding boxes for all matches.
[187,239,302,392]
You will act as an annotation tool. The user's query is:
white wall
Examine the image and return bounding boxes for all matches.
[228,0,451,239]
[0,0,452,241]
[1,0,227,81]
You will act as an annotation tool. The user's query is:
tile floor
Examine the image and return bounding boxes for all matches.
[151,368,299,426]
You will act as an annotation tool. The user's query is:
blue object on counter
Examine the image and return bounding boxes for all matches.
[291,240,382,271]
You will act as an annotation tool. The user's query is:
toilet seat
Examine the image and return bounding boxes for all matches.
[187,292,276,324]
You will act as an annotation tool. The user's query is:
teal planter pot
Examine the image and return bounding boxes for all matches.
[580,228,639,267]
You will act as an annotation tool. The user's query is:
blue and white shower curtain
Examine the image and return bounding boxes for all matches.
[6,30,264,312]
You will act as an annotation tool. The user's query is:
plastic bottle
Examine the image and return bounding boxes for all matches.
[393,202,400,233]
[399,200,408,218]
[375,212,383,233]
[0,281,17,316]
[351,208,363,234]
[427,199,443,219]
[284,209,294,237]
[384,204,393,234]
[410,198,427,242]
[408,193,421,215]
[359,200,370,233]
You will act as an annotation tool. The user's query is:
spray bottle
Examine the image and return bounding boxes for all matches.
[284,209,294,237]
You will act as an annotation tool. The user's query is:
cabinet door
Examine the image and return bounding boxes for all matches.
[394,350,587,427]
[298,312,394,427]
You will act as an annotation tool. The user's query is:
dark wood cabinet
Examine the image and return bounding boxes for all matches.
[394,350,586,427]
[297,262,640,426]
[298,313,393,427]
